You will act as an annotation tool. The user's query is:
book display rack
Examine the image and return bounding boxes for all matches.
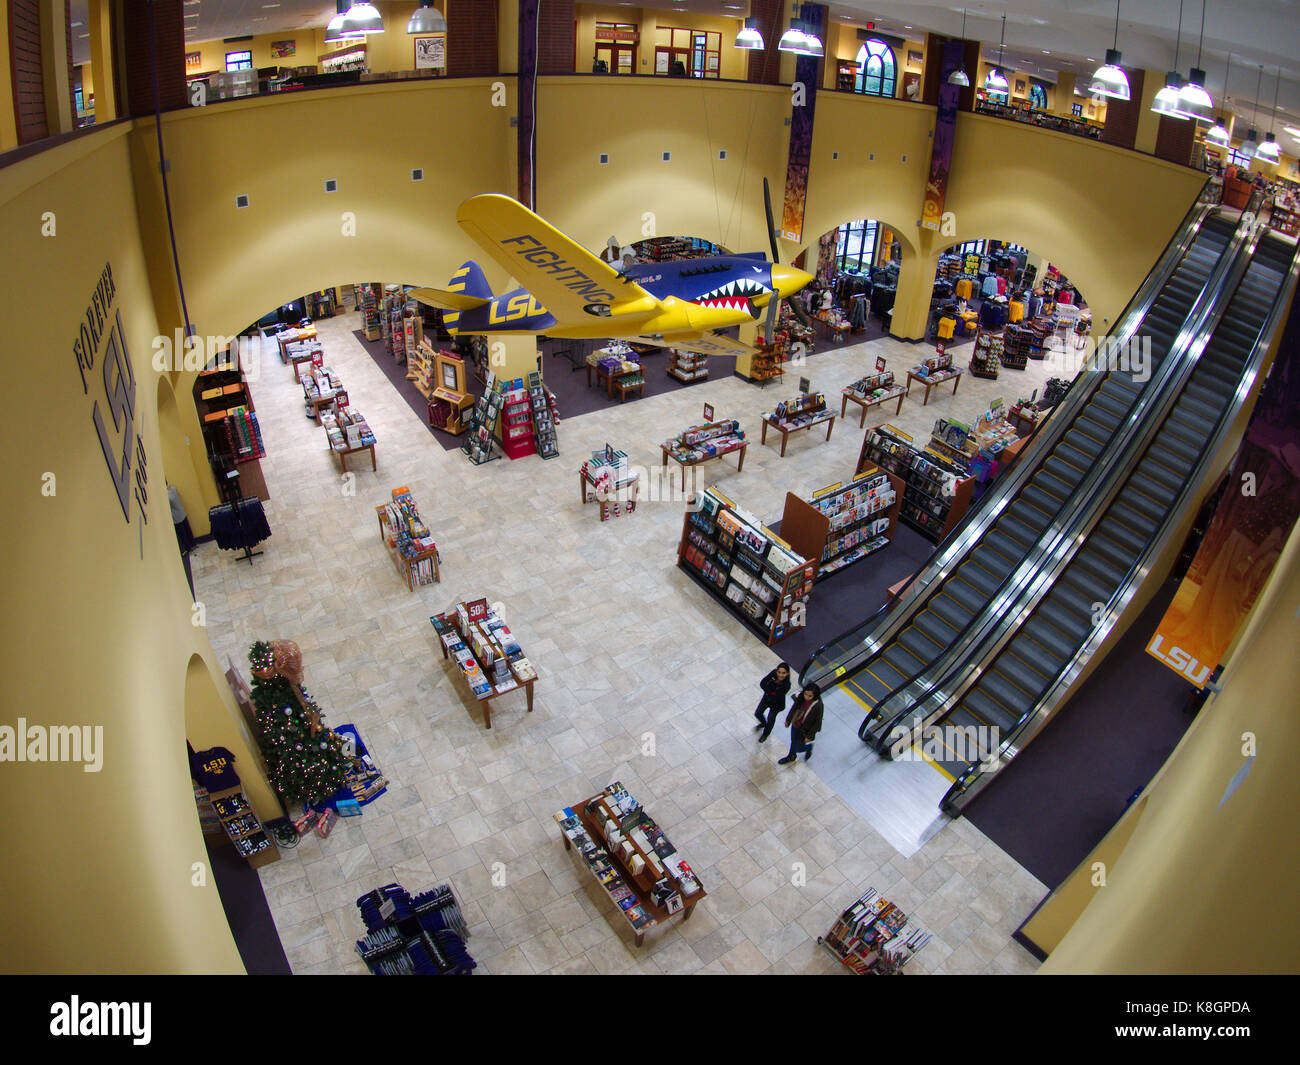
[554,780,705,947]
[818,888,930,974]
[661,418,748,490]
[667,348,708,383]
[501,379,536,460]
[744,338,786,384]
[841,369,907,426]
[677,486,816,645]
[759,391,835,457]
[857,424,975,543]
[302,366,345,423]
[197,364,266,466]
[527,370,560,458]
[968,329,1003,380]
[358,283,382,341]
[461,371,503,465]
[430,600,537,729]
[353,881,475,975]
[580,445,638,521]
[376,487,441,590]
[382,285,408,362]
[208,787,278,869]
[586,342,644,401]
[999,325,1033,369]
[792,468,902,581]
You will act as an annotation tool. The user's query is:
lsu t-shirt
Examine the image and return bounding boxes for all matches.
[191,746,241,791]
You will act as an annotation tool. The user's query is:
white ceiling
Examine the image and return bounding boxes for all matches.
[69,1,1300,132]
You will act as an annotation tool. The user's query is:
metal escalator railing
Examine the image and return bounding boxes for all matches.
[862,210,1258,754]
[799,201,1219,695]
[936,232,1299,813]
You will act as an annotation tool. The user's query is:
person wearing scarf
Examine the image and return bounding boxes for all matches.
[778,683,824,764]
[753,663,792,743]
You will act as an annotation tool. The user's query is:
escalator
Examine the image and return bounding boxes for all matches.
[912,232,1299,809]
[805,209,1240,739]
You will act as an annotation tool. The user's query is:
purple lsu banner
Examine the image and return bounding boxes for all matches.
[779,3,825,244]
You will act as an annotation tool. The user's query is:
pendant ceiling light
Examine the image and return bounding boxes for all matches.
[340,1,385,35]
[325,1,357,44]
[984,14,1009,94]
[734,17,764,50]
[777,6,823,56]
[1205,52,1232,146]
[406,2,446,35]
[1255,69,1283,162]
[1174,0,1213,122]
[1151,0,1186,119]
[949,9,971,86]
[1089,0,1130,100]
[1239,65,1263,160]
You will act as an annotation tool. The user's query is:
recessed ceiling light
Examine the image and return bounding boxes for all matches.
[70,20,82,27]
[78,32,88,38]
[1042,50,1051,54]
[1285,126,1300,138]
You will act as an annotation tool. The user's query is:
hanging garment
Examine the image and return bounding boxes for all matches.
[981,274,1000,299]
[208,498,272,551]
[955,278,973,300]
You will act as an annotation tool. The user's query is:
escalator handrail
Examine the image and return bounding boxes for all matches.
[941,232,1300,813]
[798,201,1217,690]
[864,209,1261,752]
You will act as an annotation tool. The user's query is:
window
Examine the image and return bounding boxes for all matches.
[855,40,896,98]
[225,51,253,72]
[1029,83,1048,110]
[836,220,879,272]
[1227,148,1253,168]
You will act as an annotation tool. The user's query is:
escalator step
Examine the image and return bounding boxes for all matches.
[1038,598,1091,641]
[1023,616,1082,662]
[1021,485,1064,520]
[1087,530,1142,572]
[914,610,960,647]
[1043,457,1086,490]
[946,577,989,614]
[1073,544,1128,591]
[980,671,1036,720]
[964,688,1022,734]
[898,626,944,663]
[1055,442,1096,474]
[1129,471,1178,508]
[931,594,974,631]
[980,530,1027,570]
[1036,469,1076,502]
[1125,483,1172,524]
[1001,649,1057,699]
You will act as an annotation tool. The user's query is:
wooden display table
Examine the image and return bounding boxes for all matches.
[1007,403,1043,435]
[906,368,963,406]
[612,374,644,402]
[554,783,705,948]
[376,494,440,590]
[430,604,536,729]
[760,411,835,456]
[580,447,639,521]
[334,440,377,472]
[661,440,746,491]
[289,349,318,381]
[841,386,906,426]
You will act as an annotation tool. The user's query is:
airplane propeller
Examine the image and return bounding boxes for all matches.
[762,177,782,345]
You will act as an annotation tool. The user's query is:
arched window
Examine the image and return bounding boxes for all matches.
[855,40,897,98]
[1029,83,1048,110]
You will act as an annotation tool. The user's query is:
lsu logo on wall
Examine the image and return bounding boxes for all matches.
[1146,635,1213,687]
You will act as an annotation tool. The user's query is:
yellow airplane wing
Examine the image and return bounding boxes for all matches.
[407,287,490,311]
[636,332,759,358]
[456,194,660,326]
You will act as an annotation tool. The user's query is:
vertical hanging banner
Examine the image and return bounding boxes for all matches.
[517,0,540,209]
[779,3,825,243]
[1146,302,1300,688]
[920,39,965,233]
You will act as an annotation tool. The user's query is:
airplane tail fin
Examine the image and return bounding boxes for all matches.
[408,260,495,312]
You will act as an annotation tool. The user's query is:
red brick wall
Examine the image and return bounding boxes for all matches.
[121,0,187,117]
[1154,112,1195,166]
[746,0,783,84]
[1099,68,1144,151]
[9,0,47,143]
[447,0,499,77]
[536,0,574,75]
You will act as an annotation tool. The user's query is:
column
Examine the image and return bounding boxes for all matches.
[889,236,939,341]
[88,0,117,122]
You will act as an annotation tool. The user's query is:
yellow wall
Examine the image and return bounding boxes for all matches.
[0,126,277,973]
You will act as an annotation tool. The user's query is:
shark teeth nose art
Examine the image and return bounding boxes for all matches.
[694,278,769,307]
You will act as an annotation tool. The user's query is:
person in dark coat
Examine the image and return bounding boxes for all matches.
[753,663,792,743]
[778,682,824,764]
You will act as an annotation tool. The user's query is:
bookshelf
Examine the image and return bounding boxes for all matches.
[788,467,903,581]
[677,486,816,645]
[376,487,441,590]
[501,383,536,460]
[528,370,559,458]
[857,424,975,543]
[1000,324,1034,369]
[195,361,270,502]
[358,283,381,340]
[427,349,474,436]
[743,338,786,384]
[818,888,929,974]
[461,372,503,465]
[968,329,1002,380]
[667,348,708,383]
[208,787,279,868]
[554,780,706,947]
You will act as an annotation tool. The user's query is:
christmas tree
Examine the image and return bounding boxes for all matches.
[248,641,352,807]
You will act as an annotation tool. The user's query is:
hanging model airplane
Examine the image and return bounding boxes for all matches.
[408,184,812,358]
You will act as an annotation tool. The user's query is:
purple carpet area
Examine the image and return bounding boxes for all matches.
[533,337,704,420]
[210,839,291,975]
[352,329,483,452]
[964,577,1194,890]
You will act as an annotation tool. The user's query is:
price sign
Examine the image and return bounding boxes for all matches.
[465,598,489,624]
[702,403,714,422]
[875,356,886,372]
[798,376,811,394]
[935,342,947,356]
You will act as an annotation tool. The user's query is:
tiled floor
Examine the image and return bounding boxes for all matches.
[190,311,1054,975]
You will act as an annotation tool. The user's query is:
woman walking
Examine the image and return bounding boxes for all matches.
[778,682,824,764]
[754,663,792,743]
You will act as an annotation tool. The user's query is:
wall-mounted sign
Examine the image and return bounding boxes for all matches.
[595,25,639,43]
[414,35,446,70]
[702,403,715,422]
[185,51,201,70]
[72,262,150,552]
[270,40,296,58]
